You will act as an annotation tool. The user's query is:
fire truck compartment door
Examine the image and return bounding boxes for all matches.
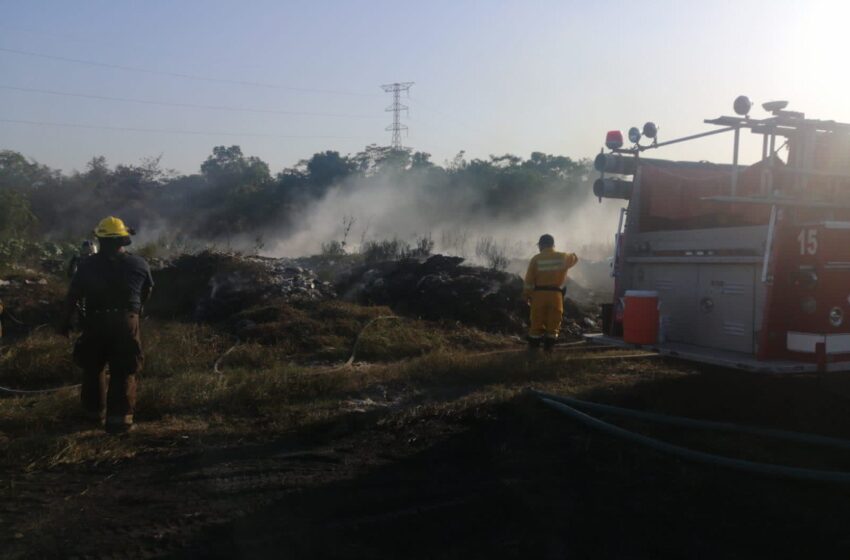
[646,265,699,343]
[696,265,756,353]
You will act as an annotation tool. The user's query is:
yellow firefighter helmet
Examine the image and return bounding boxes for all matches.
[94,216,132,238]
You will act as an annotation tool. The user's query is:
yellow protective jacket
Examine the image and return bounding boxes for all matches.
[523,248,579,300]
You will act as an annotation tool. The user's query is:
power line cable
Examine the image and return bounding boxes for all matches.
[0,23,155,52]
[0,84,381,119]
[0,117,362,139]
[0,46,379,97]
[0,26,308,83]
[407,96,489,136]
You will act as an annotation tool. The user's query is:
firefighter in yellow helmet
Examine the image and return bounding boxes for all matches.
[523,234,578,352]
[59,217,153,434]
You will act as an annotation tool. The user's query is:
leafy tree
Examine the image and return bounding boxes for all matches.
[410,151,434,168]
[0,145,594,247]
[0,189,37,239]
[351,145,410,174]
[305,151,355,188]
[0,150,58,190]
[201,145,271,189]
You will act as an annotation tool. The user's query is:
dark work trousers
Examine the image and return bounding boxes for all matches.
[73,312,143,423]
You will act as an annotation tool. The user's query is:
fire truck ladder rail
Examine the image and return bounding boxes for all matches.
[534,390,850,484]
[613,126,737,154]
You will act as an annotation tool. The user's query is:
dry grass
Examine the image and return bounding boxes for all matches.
[5,311,848,505]
[233,299,514,362]
[0,314,671,473]
[0,321,232,389]
[0,309,527,471]
[0,332,76,388]
[0,287,676,475]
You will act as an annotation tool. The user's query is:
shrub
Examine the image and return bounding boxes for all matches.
[407,234,435,259]
[475,236,509,271]
[0,238,77,275]
[361,238,410,262]
[320,240,346,257]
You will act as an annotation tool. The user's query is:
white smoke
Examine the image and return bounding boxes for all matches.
[272,175,621,254]
[267,167,623,292]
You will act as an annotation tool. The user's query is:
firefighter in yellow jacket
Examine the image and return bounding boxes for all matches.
[523,234,578,351]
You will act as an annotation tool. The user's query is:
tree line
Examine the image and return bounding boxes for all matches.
[0,145,592,247]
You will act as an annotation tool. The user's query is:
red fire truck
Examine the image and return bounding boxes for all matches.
[589,97,850,372]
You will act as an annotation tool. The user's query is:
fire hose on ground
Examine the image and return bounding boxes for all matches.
[532,389,850,484]
[345,316,404,366]
[0,382,81,395]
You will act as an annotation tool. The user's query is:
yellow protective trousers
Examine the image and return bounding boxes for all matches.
[528,290,564,339]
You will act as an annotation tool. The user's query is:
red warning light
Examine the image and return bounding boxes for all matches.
[606,130,624,150]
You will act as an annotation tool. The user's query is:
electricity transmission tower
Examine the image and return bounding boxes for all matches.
[381,82,414,150]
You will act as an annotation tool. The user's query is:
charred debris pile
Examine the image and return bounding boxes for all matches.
[146,252,335,322]
[145,251,601,338]
[0,250,601,344]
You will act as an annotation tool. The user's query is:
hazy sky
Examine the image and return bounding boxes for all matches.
[0,0,847,174]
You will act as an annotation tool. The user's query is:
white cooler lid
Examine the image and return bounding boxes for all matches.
[624,290,659,298]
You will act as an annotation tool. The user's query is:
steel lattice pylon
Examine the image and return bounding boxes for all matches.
[381,82,414,150]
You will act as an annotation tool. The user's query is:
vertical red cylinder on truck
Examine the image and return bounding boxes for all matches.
[623,290,660,344]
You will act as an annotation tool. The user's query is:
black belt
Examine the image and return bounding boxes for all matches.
[533,286,566,294]
[87,308,137,314]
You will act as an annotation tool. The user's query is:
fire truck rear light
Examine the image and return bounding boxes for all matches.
[830,307,844,327]
[605,130,624,150]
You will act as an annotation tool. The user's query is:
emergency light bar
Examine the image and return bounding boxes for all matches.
[606,130,624,150]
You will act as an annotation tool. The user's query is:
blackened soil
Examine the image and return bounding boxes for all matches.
[183,396,850,560]
[6,394,850,560]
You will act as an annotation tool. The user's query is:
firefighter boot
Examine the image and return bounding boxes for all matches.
[543,336,557,353]
[84,409,106,426]
[527,336,542,353]
[105,415,134,435]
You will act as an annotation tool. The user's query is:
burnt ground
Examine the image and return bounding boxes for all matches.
[5,364,850,560]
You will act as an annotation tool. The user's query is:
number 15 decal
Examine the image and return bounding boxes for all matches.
[797,228,818,256]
